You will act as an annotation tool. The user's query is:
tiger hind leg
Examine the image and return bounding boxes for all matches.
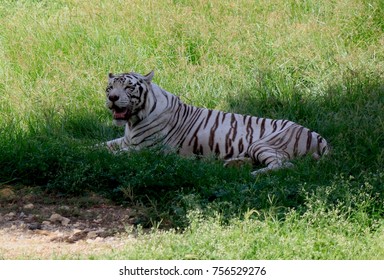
[224,156,252,168]
[247,143,293,176]
[251,160,294,176]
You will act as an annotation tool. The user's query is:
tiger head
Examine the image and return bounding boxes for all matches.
[105,71,154,126]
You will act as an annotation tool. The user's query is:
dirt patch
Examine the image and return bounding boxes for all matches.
[0,185,149,259]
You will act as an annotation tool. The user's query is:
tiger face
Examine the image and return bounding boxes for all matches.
[106,71,154,126]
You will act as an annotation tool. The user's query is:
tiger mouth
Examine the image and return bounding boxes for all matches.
[112,106,131,120]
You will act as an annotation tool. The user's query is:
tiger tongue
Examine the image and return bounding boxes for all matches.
[113,108,129,119]
[114,112,126,119]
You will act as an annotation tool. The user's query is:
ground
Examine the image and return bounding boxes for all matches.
[0,185,149,259]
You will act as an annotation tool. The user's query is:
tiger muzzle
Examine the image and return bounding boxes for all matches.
[111,105,131,120]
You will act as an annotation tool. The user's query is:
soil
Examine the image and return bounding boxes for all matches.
[0,185,150,259]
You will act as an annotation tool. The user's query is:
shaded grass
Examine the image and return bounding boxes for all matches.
[1,74,382,229]
[226,73,384,176]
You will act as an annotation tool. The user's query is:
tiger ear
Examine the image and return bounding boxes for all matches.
[108,73,115,79]
[144,70,154,83]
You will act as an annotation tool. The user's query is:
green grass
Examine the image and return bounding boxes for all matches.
[0,0,383,259]
[98,208,384,260]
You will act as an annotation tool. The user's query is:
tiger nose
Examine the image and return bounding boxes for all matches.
[108,95,119,102]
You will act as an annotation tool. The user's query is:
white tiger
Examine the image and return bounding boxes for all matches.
[104,71,328,175]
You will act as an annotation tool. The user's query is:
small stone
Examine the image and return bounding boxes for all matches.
[4,212,16,220]
[23,203,34,210]
[73,229,83,234]
[66,230,89,243]
[42,220,51,226]
[28,223,42,230]
[87,231,98,239]
[25,214,36,222]
[49,213,64,223]
[49,213,70,226]
[0,188,16,201]
[19,222,28,230]
[61,217,70,226]
[19,212,27,218]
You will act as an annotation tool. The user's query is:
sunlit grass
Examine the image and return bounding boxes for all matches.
[1,0,382,114]
[103,208,384,260]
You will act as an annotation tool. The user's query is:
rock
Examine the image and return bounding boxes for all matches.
[61,217,70,226]
[87,231,98,239]
[23,203,34,210]
[66,230,89,243]
[28,223,42,230]
[4,212,16,221]
[26,214,36,222]
[49,213,63,223]
[0,188,16,201]
[94,237,104,242]
[128,215,149,226]
[19,221,28,230]
[19,212,27,219]
[49,213,71,226]
[73,229,83,235]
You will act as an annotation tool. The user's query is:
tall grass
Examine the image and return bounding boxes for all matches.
[0,0,383,259]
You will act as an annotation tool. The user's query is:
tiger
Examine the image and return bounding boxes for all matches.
[104,70,329,175]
